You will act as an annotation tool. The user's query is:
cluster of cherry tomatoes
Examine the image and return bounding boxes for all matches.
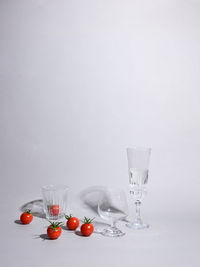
[20,210,94,239]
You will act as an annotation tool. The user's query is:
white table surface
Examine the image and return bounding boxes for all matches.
[1,198,199,267]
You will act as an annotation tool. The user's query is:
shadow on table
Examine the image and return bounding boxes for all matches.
[14,220,23,225]
[78,186,106,215]
[39,234,51,240]
[61,225,78,232]
[20,199,46,219]
[33,234,51,241]
[75,230,83,236]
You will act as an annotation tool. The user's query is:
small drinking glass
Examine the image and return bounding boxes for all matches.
[98,188,128,237]
[126,147,151,229]
[42,185,69,221]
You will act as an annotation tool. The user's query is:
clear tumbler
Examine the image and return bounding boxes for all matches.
[42,185,69,221]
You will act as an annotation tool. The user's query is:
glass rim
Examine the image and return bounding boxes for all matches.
[127,146,151,152]
[42,184,69,191]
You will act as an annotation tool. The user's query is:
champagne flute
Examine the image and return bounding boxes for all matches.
[126,147,151,229]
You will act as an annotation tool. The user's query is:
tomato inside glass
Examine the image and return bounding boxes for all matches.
[48,205,60,216]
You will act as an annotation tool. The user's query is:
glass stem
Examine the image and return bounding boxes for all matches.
[135,200,142,222]
[111,220,116,228]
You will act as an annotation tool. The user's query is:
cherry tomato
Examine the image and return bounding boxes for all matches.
[48,205,59,216]
[80,217,94,236]
[47,221,62,239]
[65,214,79,230]
[20,210,33,224]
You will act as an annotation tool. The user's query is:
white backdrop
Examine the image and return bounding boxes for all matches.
[1,0,200,222]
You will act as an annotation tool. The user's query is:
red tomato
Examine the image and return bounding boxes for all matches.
[80,217,94,236]
[47,222,62,239]
[20,210,33,224]
[65,214,79,230]
[48,205,59,216]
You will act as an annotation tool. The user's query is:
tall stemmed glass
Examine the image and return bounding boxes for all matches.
[126,147,151,229]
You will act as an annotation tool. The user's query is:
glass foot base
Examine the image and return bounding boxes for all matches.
[46,214,65,221]
[126,221,149,230]
[101,227,125,237]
